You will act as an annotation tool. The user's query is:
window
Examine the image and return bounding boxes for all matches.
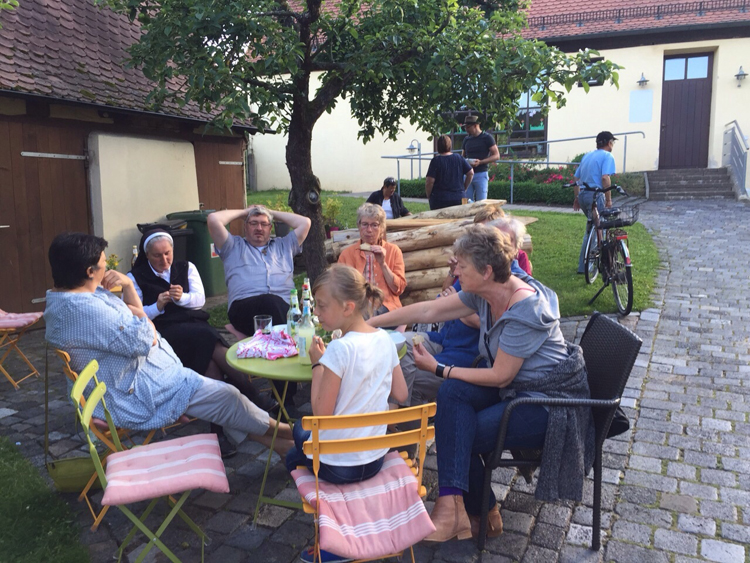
[664,55,710,81]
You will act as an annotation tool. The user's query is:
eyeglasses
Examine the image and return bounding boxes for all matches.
[360,222,381,230]
[247,221,272,228]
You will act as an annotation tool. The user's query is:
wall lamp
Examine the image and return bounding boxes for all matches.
[637,73,649,87]
[406,139,422,179]
[736,66,747,87]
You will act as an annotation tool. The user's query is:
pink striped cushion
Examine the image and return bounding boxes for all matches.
[292,452,435,560]
[0,310,43,330]
[101,433,229,506]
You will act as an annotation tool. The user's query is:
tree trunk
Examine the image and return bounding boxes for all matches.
[405,267,450,290]
[285,101,328,283]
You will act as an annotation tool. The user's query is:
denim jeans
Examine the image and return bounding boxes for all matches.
[577,191,605,273]
[435,379,549,515]
[465,171,489,201]
[285,422,385,484]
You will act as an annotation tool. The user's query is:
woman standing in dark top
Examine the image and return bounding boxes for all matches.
[128,228,275,455]
[425,135,474,210]
[366,176,411,219]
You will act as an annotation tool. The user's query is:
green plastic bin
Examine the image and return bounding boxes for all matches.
[166,210,227,297]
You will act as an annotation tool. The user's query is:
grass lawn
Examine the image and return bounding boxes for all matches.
[208,191,658,323]
[523,210,659,317]
[0,437,89,563]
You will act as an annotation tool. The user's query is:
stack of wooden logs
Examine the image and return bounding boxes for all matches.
[324,200,534,306]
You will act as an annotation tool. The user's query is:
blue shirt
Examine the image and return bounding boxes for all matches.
[218,231,301,308]
[426,154,472,202]
[575,149,616,189]
[44,288,202,431]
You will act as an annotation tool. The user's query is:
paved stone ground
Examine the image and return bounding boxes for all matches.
[0,199,748,562]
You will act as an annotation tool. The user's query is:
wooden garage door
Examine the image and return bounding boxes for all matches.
[194,139,246,236]
[0,118,89,313]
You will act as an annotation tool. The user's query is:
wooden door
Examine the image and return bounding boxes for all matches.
[0,118,89,313]
[194,139,246,236]
[659,53,713,169]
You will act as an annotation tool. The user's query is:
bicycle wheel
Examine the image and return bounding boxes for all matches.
[584,227,599,284]
[611,240,633,316]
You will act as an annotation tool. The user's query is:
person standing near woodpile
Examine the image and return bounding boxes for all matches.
[462,115,500,202]
[425,135,474,210]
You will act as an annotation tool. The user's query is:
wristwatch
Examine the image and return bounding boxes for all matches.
[435,363,446,378]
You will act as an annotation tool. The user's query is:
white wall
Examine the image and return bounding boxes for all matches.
[87,133,200,268]
[252,73,430,192]
[546,37,750,173]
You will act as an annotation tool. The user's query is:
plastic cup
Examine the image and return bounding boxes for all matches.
[254,315,272,334]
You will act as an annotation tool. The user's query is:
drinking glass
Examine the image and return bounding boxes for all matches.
[254,315,273,334]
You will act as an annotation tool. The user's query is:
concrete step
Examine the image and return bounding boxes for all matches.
[648,168,729,177]
[649,192,735,201]
[649,181,733,189]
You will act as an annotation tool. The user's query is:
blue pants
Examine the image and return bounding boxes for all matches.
[285,422,385,484]
[577,191,605,273]
[435,379,549,515]
[465,171,489,201]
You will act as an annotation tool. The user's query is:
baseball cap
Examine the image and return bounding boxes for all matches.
[596,131,618,145]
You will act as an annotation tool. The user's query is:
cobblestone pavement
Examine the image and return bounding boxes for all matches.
[0,199,748,562]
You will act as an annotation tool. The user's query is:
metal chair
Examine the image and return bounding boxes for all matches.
[292,403,437,563]
[71,360,226,563]
[0,309,43,389]
[54,349,192,531]
[477,312,642,551]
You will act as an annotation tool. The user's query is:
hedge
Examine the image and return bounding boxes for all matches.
[398,179,574,205]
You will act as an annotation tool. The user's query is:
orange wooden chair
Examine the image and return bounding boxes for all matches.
[0,309,43,390]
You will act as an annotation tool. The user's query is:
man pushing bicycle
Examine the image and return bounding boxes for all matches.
[573,131,617,274]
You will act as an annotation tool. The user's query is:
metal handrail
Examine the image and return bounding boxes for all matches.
[381,130,646,202]
[725,120,750,150]
[722,121,749,197]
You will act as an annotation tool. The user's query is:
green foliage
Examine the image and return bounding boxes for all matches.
[101,0,620,139]
[105,253,121,271]
[322,197,343,227]
[399,178,576,204]
[612,172,646,196]
[0,438,89,563]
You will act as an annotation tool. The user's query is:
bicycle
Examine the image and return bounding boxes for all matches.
[567,182,639,316]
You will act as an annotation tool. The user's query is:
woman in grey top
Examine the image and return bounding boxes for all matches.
[370,225,593,543]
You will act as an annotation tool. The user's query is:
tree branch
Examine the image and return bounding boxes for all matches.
[310,61,347,71]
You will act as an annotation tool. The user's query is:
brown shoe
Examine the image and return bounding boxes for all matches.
[424,495,473,542]
[469,505,503,539]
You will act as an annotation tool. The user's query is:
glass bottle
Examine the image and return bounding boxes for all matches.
[131,245,138,268]
[286,289,301,340]
[297,303,315,365]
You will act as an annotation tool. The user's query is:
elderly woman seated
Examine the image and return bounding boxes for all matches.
[127,228,275,456]
[370,225,593,542]
[337,203,406,316]
[45,232,292,456]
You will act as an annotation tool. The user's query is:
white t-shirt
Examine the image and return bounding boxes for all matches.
[382,198,394,219]
[317,329,399,466]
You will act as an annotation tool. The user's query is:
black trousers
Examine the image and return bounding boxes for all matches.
[228,293,296,404]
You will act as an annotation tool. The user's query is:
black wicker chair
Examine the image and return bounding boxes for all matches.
[477,312,642,551]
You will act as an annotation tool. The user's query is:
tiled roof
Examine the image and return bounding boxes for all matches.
[0,0,254,128]
[524,0,750,40]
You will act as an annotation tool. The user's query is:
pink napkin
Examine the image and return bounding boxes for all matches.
[236,329,299,360]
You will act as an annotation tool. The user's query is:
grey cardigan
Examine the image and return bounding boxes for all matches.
[503,343,595,501]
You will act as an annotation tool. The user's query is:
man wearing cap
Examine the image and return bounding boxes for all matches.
[462,115,500,202]
[573,131,617,274]
[366,177,412,219]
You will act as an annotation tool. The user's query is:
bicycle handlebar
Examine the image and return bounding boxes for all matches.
[564,182,629,197]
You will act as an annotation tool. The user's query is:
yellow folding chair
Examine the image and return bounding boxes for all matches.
[71,360,226,563]
[54,349,193,531]
[294,403,437,563]
[0,309,43,389]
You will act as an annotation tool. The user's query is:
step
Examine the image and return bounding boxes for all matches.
[649,181,733,188]
[649,192,735,201]
[649,184,735,192]
[648,168,729,176]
